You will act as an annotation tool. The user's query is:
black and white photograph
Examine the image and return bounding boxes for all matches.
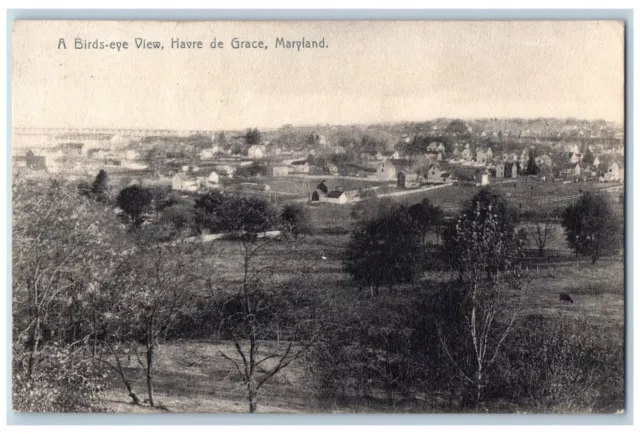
[10,19,626,414]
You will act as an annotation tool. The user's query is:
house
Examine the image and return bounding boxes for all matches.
[604,161,624,182]
[324,190,349,204]
[425,164,449,183]
[376,160,397,181]
[290,160,310,173]
[426,142,440,152]
[425,151,443,162]
[475,147,493,165]
[460,147,474,161]
[269,165,290,177]
[560,162,582,178]
[172,173,200,192]
[397,170,420,188]
[247,144,266,159]
[475,170,490,186]
[496,162,519,178]
[381,150,400,160]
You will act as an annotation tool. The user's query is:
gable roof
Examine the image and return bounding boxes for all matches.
[326,190,345,198]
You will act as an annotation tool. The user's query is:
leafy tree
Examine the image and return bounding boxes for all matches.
[194,191,276,235]
[246,128,262,145]
[436,191,527,407]
[116,185,153,226]
[408,198,445,245]
[561,192,622,264]
[446,119,469,136]
[442,188,521,279]
[215,131,228,147]
[281,203,311,238]
[226,196,277,234]
[194,190,228,233]
[583,147,595,166]
[344,205,422,294]
[12,179,124,411]
[524,149,539,175]
[91,169,109,201]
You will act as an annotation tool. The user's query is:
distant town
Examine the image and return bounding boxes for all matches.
[13,118,625,208]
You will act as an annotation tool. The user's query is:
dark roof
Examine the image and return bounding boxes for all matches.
[326,190,345,198]
[291,160,307,165]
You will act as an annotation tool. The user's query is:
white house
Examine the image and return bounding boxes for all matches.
[322,190,349,204]
[290,160,310,173]
[377,160,397,181]
[604,162,624,182]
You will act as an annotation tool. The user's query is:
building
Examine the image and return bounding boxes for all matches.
[425,163,449,183]
[560,162,582,178]
[475,147,493,164]
[460,148,474,161]
[376,160,397,181]
[604,161,624,182]
[269,165,290,177]
[380,150,400,160]
[323,190,349,204]
[247,144,266,159]
[290,160,310,173]
[475,170,490,186]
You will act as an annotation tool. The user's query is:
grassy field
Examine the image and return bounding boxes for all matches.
[100,231,624,413]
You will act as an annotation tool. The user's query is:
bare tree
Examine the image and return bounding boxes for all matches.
[211,235,321,413]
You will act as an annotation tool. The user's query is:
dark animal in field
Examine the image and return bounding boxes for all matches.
[559,293,574,304]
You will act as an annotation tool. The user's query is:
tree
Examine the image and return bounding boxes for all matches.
[561,192,622,264]
[210,236,321,412]
[407,198,445,245]
[116,185,153,226]
[436,192,527,407]
[194,190,228,233]
[524,149,539,176]
[96,239,201,407]
[344,205,422,294]
[215,131,228,147]
[442,188,520,279]
[280,203,310,238]
[12,179,124,411]
[583,147,596,166]
[246,128,262,145]
[91,169,109,202]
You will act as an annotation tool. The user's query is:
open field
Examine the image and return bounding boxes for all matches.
[100,231,624,413]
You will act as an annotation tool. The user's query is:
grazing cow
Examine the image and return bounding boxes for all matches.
[559,293,574,304]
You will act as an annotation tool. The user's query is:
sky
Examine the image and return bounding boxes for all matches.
[12,20,625,130]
